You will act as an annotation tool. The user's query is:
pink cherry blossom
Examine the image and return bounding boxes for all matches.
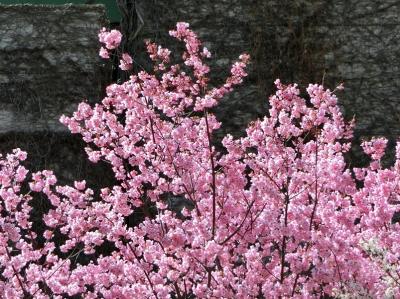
[119,53,133,71]
[99,46,109,59]
[1,22,400,298]
[98,28,122,50]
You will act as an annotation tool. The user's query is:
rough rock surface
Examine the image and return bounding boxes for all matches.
[0,4,107,133]
[0,4,113,185]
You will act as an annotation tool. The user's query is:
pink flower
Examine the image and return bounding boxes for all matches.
[2,22,400,298]
[74,180,86,191]
[98,28,122,50]
[119,53,132,71]
[99,47,109,59]
[362,137,388,160]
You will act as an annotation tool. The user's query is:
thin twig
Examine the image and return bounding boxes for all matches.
[204,110,217,239]
[309,132,319,231]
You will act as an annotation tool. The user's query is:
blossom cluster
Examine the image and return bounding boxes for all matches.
[1,22,400,298]
[98,27,122,59]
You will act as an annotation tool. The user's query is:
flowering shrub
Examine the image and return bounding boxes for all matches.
[1,22,400,298]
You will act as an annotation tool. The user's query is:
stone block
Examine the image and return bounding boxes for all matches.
[0,4,107,133]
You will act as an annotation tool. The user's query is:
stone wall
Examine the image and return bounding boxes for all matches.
[0,4,107,133]
[0,4,114,186]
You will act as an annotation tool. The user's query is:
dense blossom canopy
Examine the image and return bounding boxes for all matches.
[1,22,400,298]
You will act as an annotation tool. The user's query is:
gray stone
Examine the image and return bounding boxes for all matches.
[0,4,112,185]
[0,4,107,133]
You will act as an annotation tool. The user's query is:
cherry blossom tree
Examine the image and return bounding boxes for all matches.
[1,22,400,298]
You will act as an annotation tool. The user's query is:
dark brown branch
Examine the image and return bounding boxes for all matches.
[128,243,160,299]
[5,245,30,298]
[204,110,217,239]
[309,135,319,231]
[219,199,255,245]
